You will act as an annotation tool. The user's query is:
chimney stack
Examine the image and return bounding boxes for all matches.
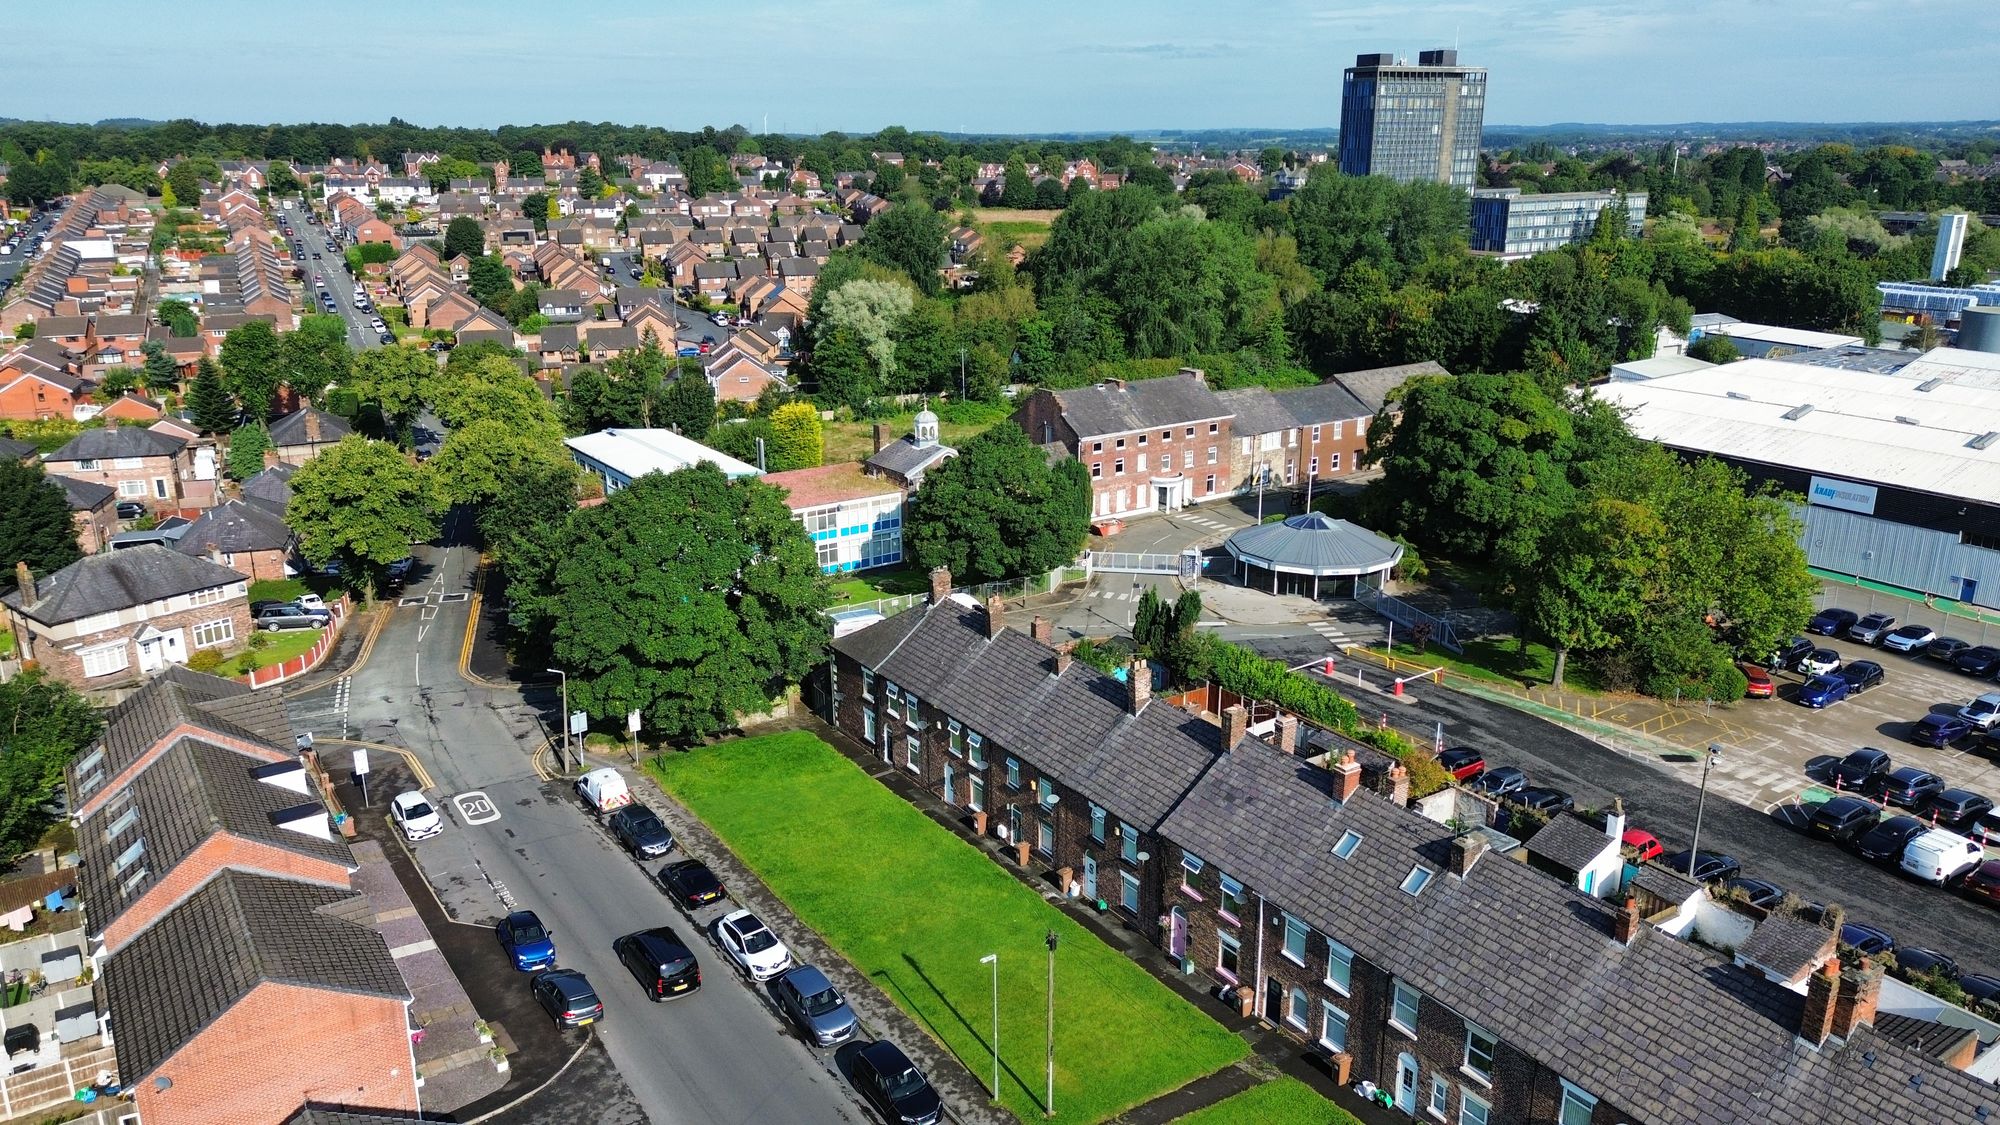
[1800,959,1840,1047]
[1128,659,1151,714]
[14,562,36,605]
[1605,796,1627,844]
[873,423,891,453]
[1275,714,1300,755]
[303,409,321,443]
[1220,704,1247,749]
[1387,763,1410,807]
[1179,366,1206,384]
[1030,615,1053,645]
[1448,833,1488,877]
[985,594,1005,640]
[927,566,952,605]
[1333,749,1361,802]
[1613,896,1641,945]
[1832,958,1883,1040]
[263,447,279,470]
[1053,643,1074,676]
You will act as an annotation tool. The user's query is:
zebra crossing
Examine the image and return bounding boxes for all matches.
[1174,513,1234,531]
[1307,619,1355,645]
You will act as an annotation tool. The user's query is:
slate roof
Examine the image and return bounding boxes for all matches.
[1213,387,1296,437]
[286,1108,424,1125]
[0,436,35,461]
[47,473,115,512]
[1328,360,1450,414]
[1274,380,1375,425]
[539,324,581,351]
[267,407,351,447]
[1631,864,1705,905]
[866,436,955,483]
[1521,813,1616,872]
[45,424,186,463]
[1872,1013,1979,1066]
[1046,373,1228,439]
[1735,912,1835,984]
[2,545,243,626]
[83,666,295,787]
[102,870,406,1083]
[173,498,295,556]
[240,462,296,514]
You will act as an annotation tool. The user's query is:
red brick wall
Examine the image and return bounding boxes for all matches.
[100,835,351,953]
[40,451,185,506]
[135,982,416,1125]
[19,598,252,695]
[0,376,79,421]
[73,503,119,555]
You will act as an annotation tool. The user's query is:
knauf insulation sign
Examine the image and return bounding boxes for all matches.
[1808,476,1878,515]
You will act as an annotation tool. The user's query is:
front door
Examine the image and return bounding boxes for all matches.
[1395,1053,1419,1113]
[1265,977,1284,1024]
[1168,906,1188,958]
[943,761,956,805]
[1157,485,1171,512]
[136,636,164,674]
[161,631,187,665]
[1082,855,1098,900]
[1963,578,1980,604]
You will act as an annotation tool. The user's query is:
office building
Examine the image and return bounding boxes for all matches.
[1470,189,1646,257]
[1933,211,1970,280]
[1337,49,1486,188]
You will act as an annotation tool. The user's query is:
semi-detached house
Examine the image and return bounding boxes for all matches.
[826,576,2000,1125]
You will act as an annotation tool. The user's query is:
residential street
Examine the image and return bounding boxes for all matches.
[282,202,382,351]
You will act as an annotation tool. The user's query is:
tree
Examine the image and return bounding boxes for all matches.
[766,403,823,471]
[164,160,205,208]
[282,315,352,403]
[817,278,916,384]
[97,365,139,399]
[577,165,605,198]
[225,423,272,481]
[858,203,949,295]
[432,417,572,509]
[468,254,514,310]
[999,156,1033,208]
[428,355,563,435]
[288,435,443,600]
[140,341,179,394]
[1730,194,1761,251]
[187,357,238,435]
[904,422,1091,583]
[265,162,300,196]
[219,319,284,418]
[521,191,549,232]
[659,372,715,439]
[547,466,831,743]
[0,460,82,593]
[346,344,434,435]
[1288,168,1467,286]
[1517,496,1668,688]
[1687,334,1741,365]
[0,670,101,864]
[442,216,485,261]
[155,298,198,338]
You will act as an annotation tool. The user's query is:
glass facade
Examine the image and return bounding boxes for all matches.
[1338,52,1486,188]
[1470,189,1647,255]
[795,492,904,573]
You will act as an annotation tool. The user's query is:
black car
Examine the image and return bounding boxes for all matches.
[1468,766,1528,799]
[1925,789,1996,832]
[1836,661,1885,694]
[1665,850,1741,883]
[659,859,726,909]
[1853,816,1929,864]
[1926,637,1972,664]
[1724,877,1787,910]
[1956,646,2000,677]
[1830,748,1893,791]
[613,926,702,1000]
[609,805,676,858]
[115,501,147,520]
[1839,922,1896,956]
[1962,975,2000,1008]
[1509,787,1574,815]
[1807,796,1880,844]
[1891,947,1960,984]
[849,1040,943,1125]
[1769,636,1815,671]
[1872,766,1944,809]
[529,968,603,1028]
[1807,607,1859,636]
[379,332,396,344]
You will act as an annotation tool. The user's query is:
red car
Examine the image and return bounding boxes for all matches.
[1437,748,1486,782]
[1739,663,1775,699]
[1621,828,1664,864]
[1964,861,2000,908]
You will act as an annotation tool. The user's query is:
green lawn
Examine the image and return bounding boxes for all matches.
[650,732,1249,1122]
[823,410,1003,464]
[249,577,310,604]
[1172,1077,1357,1125]
[1380,636,1585,690]
[827,563,930,605]
[219,627,324,676]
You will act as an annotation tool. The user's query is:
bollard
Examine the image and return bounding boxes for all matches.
[1324,657,1334,676]
[1393,679,1404,697]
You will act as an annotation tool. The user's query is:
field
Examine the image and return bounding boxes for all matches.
[651,732,1249,1122]
[821,408,1005,464]
[972,207,1057,250]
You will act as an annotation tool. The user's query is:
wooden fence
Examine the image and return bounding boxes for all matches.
[237,595,353,689]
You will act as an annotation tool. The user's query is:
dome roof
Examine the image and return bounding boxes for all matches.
[1223,512,1404,577]
[913,406,939,424]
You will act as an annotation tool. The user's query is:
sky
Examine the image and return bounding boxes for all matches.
[10,0,2000,133]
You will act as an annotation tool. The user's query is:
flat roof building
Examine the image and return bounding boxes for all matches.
[1688,316,1864,359]
[565,428,761,493]
[1337,49,1485,188]
[1471,189,1645,258]
[761,463,906,574]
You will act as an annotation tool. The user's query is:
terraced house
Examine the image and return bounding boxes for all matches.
[826,573,2000,1124]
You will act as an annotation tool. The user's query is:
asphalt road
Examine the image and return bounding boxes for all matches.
[284,524,866,1125]
[1240,630,2000,977]
[280,201,382,351]
[0,206,61,293]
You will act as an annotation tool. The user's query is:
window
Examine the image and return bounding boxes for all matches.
[1219,873,1247,920]
[1160,430,1171,443]
[905,734,921,772]
[1185,426,1195,437]
[1136,453,1147,472]
[107,805,139,840]
[1320,1001,1349,1053]
[1115,437,1125,449]
[1119,823,1139,863]
[192,619,234,649]
[1430,1076,1449,1117]
[1558,1083,1597,1125]
[153,478,168,499]
[81,643,129,679]
[112,838,147,874]
[1390,981,1421,1034]
[1309,457,1319,476]
[1206,446,1217,465]
[1180,851,1204,895]
[1136,434,1147,446]
[1005,757,1021,790]
[118,479,147,497]
[1091,462,1102,479]
[1183,451,1194,470]
[1037,819,1054,856]
[1036,778,1055,807]
[969,774,985,811]
[1463,1025,1496,1084]
[1401,866,1435,896]
[1282,914,1308,964]
[904,690,921,724]
[1325,938,1353,993]
[1332,830,1362,858]
[1204,474,1215,493]
[1459,1093,1490,1125]
[1238,437,1252,456]
[861,669,875,700]
[1311,425,1322,443]
[1091,441,1102,453]
[1119,870,1140,912]
[75,458,99,471]
[1216,930,1241,980]
[1089,803,1106,842]
[947,720,963,756]
[967,732,986,768]
[1286,987,1309,1029]
[885,681,901,717]
[1114,458,1125,476]
[1208,422,1218,434]
[1329,452,1342,472]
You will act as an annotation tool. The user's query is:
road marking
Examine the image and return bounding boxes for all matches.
[399,596,427,607]
[420,605,438,620]
[439,592,469,603]
[455,791,501,825]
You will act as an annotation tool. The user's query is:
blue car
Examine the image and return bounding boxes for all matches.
[1910,713,1973,748]
[1797,674,1850,708]
[677,346,701,357]
[496,910,557,972]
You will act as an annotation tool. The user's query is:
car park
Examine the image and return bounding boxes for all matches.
[1468,766,1528,799]
[390,791,443,841]
[1925,790,1995,832]
[849,1040,943,1125]
[1955,645,2000,677]
[530,968,603,1028]
[774,964,859,1047]
[1899,829,1984,885]
[609,805,677,858]
[1830,748,1893,790]
[1797,674,1849,708]
[1509,786,1574,815]
[496,910,558,971]
[1853,816,1929,865]
[1724,877,1786,910]
[1882,624,1937,653]
[659,859,726,909]
[1808,608,1859,636]
[613,926,702,1000]
[1739,664,1775,698]
[1836,660,1884,694]
[1872,766,1944,809]
[1911,713,1974,748]
[1890,947,1960,984]
[1848,614,1897,644]
[1807,796,1880,844]
[1963,862,2000,908]
[1839,922,1897,956]
[1436,748,1485,781]
[1958,693,2000,730]
[713,909,791,980]
[1799,649,1841,676]
[1621,828,1663,863]
[1665,850,1741,883]
[1928,637,1972,664]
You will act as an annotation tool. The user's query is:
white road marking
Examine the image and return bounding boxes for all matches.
[455,791,501,825]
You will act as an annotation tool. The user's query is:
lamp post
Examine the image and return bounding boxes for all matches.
[980,953,999,1101]
[1044,930,1058,1117]
[547,668,570,766]
[1687,744,1722,878]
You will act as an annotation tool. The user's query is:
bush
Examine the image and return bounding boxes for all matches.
[186,649,225,673]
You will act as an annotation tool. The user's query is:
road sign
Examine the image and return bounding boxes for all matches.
[627,709,642,734]
[454,792,501,825]
[569,710,589,736]
[352,749,371,776]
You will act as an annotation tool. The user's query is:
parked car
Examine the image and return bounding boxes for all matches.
[1927,637,1973,664]
[1797,674,1849,708]
[849,1040,943,1125]
[1900,829,1984,885]
[576,767,635,815]
[529,968,602,1028]
[1739,664,1776,699]
[613,926,701,1000]
[1839,922,1897,956]
[1665,850,1741,883]
[1958,692,2000,730]
[1955,645,2000,677]
[1960,973,2000,1005]
[1724,877,1786,910]
[1769,636,1815,671]
[115,501,146,520]
[1807,796,1880,844]
[1925,789,1995,832]
[496,910,557,971]
[1872,766,1944,809]
[1468,766,1528,799]
[1881,624,1938,653]
[1890,947,1961,984]
[254,602,327,631]
[1621,828,1664,864]
[773,964,859,1047]
[1853,816,1929,865]
[378,332,396,344]
[609,805,676,858]
[1837,661,1885,694]
[384,556,415,584]
[713,909,791,980]
[1911,713,1974,748]
[1831,748,1893,790]
[1963,862,2000,908]
[1848,613,1898,644]
[659,859,726,910]
[1509,787,1574,815]
[390,791,443,841]
[1436,748,1485,781]
[1799,649,1842,677]
[1808,607,1860,636]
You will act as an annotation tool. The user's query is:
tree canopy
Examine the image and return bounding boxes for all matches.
[287,435,443,597]
[0,671,101,864]
[218,319,285,418]
[0,460,82,593]
[904,422,1091,583]
[858,203,949,295]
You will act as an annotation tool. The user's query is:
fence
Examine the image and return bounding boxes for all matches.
[0,1044,118,1121]
[826,566,1085,621]
[1354,578,1463,654]
[1081,551,1185,576]
[238,595,353,689]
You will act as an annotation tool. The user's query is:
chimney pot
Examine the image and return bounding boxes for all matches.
[1221,704,1248,749]
[985,594,1005,639]
[1128,659,1152,714]
[927,566,952,605]
[302,409,322,443]
[1449,833,1488,877]
[1387,763,1410,806]
[1030,616,1053,645]
[1800,959,1841,1046]
[1613,896,1641,944]
[1276,714,1300,755]
[14,562,36,605]
[1333,749,1361,802]
[1832,957,1883,1040]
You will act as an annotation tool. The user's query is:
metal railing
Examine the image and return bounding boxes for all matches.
[1083,551,1184,575]
[1354,578,1463,654]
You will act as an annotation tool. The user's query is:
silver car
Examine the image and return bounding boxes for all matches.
[773,965,857,1047]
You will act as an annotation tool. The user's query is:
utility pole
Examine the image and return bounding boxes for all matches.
[980,953,1000,1102]
[1044,930,1058,1117]
[546,668,570,767]
[959,348,968,401]
[1688,745,1722,878]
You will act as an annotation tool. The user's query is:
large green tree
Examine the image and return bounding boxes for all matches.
[547,466,830,743]
[859,203,949,295]
[904,422,1091,583]
[187,357,238,435]
[1288,168,1468,286]
[766,403,822,471]
[1516,496,1669,688]
[219,319,285,418]
[288,435,443,599]
[282,315,353,403]
[658,371,715,439]
[140,341,180,394]
[346,345,434,435]
[442,216,486,261]
[226,423,272,481]
[0,671,101,864]
[0,461,82,594]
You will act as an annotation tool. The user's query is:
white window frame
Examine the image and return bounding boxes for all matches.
[1089,803,1106,842]
[861,668,876,700]
[1325,938,1353,994]
[1320,1000,1349,1053]
[191,618,234,649]
[1216,929,1241,982]
[1119,823,1139,863]
[1462,1023,1496,1086]
[118,479,147,497]
[1390,981,1421,1036]
[1429,1075,1449,1118]
[1558,1082,1597,1125]
[1180,851,1204,897]
[1286,986,1309,1030]
[967,731,985,767]
[1119,870,1140,913]
[1281,913,1308,965]
[904,734,921,772]
[1459,1092,1491,1125]
[947,719,963,756]
[81,643,130,678]
[1330,452,1342,471]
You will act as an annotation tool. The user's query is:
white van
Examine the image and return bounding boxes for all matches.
[1899,828,1983,885]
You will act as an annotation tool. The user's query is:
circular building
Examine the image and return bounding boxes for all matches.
[1223,512,1403,598]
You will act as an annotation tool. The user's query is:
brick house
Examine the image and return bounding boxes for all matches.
[42,423,192,510]
[1215,382,1375,495]
[0,363,88,421]
[1012,370,1234,520]
[47,473,119,554]
[172,498,296,580]
[2,547,250,692]
[267,406,350,466]
[704,345,787,403]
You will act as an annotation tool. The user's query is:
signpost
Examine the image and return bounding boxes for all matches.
[352,748,371,805]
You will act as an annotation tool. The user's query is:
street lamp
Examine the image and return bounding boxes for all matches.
[547,668,570,765]
[980,953,999,1102]
[1044,930,1058,1118]
[1687,744,1722,879]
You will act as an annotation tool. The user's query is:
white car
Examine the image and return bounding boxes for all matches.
[713,909,790,981]
[1799,648,1841,677]
[1880,624,1937,653]
[391,791,444,841]
[1959,692,2000,730]
[294,592,328,613]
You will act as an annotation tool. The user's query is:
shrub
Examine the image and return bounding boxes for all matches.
[186,649,225,673]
